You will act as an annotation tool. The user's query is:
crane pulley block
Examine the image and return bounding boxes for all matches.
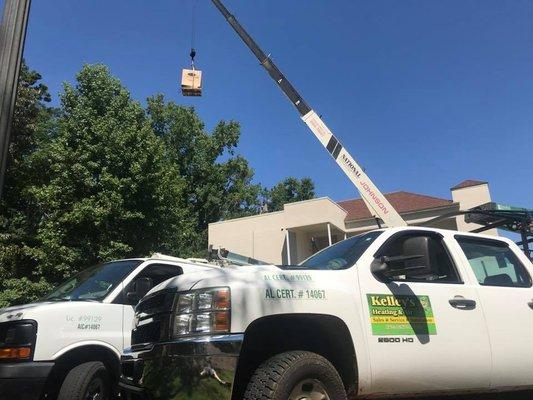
[181,68,202,96]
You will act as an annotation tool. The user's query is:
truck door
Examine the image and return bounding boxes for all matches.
[117,262,183,350]
[357,230,491,395]
[455,235,533,389]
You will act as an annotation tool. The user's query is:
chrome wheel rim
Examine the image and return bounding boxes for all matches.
[289,378,331,400]
[85,377,104,400]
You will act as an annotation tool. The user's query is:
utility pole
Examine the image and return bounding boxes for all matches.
[0,0,31,199]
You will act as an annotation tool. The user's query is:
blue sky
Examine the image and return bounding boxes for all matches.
[9,0,533,207]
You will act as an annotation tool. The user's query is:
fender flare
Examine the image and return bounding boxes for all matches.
[52,340,121,360]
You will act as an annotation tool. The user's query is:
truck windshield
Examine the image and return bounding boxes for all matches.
[44,260,142,301]
[298,231,382,270]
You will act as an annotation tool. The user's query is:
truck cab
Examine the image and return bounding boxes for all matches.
[120,227,533,400]
[0,255,216,400]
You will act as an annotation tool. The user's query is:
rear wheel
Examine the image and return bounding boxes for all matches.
[243,351,347,400]
[57,361,110,400]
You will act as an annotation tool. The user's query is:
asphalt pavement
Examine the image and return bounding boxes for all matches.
[115,390,533,399]
[413,392,532,400]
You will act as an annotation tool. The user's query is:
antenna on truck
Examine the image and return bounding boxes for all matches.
[210,0,407,227]
[207,245,269,267]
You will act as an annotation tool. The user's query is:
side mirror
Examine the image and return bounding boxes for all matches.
[372,236,434,279]
[126,277,153,304]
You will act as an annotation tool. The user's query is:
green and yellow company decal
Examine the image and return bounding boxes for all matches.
[367,294,437,336]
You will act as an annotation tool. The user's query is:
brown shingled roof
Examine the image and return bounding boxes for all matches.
[337,191,454,221]
[451,180,488,190]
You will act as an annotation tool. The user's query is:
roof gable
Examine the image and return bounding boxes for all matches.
[451,180,487,190]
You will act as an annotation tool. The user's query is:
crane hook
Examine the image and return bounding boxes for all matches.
[190,48,197,69]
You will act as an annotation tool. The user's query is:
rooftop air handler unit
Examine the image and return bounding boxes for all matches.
[181,68,202,96]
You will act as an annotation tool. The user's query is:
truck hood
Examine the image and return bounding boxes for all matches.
[142,264,359,337]
[149,263,293,293]
[0,302,54,323]
[0,301,99,323]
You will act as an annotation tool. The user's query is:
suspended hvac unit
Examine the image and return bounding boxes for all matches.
[181,68,202,96]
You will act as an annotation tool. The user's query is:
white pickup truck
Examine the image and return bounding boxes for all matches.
[0,254,215,400]
[120,226,533,400]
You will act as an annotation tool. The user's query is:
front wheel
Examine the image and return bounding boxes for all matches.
[57,361,110,400]
[243,351,347,400]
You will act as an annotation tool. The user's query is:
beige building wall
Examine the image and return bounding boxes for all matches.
[208,211,285,264]
[282,198,347,230]
[208,198,347,265]
[451,183,497,235]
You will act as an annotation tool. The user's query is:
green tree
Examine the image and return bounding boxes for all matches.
[147,95,262,253]
[264,177,315,212]
[0,61,53,307]
[24,65,194,286]
[0,63,316,308]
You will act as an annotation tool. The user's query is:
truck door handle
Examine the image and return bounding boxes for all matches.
[449,296,476,310]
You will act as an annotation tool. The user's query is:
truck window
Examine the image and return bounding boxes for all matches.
[377,232,461,283]
[136,263,183,286]
[298,231,382,270]
[44,260,143,301]
[456,236,532,288]
[119,263,183,306]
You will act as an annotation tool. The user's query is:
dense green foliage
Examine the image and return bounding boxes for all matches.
[0,62,54,306]
[265,177,315,212]
[146,95,264,254]
[0,63,314,307]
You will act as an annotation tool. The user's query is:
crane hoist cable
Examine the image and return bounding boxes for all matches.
[189,0,197,69]
[181,0,202,96]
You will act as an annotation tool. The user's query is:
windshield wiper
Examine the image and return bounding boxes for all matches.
[47,297,100,302]
[277,265,310,270]
[74,298,100,302]
[46,296,71,301]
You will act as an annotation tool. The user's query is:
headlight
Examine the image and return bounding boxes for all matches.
[172,287,231,337]
[0,320,37,362]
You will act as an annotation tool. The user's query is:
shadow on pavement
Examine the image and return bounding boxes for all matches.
[405,391,533,400]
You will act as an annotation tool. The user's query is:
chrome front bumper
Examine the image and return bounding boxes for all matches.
[119,334,243,400]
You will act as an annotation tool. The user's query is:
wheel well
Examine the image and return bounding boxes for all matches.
[43,345,120,397]
[231,314,358,400]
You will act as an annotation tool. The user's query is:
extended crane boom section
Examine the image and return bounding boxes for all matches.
[211,0,311,116]
[211,0,407,227]
[301,111,406,227]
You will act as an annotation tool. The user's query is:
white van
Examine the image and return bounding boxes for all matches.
[0,255,214,400]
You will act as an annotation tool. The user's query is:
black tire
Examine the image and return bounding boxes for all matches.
[243,351,347,400]
[57,361,110,400]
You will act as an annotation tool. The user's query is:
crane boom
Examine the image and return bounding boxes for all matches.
[211,0,407,227]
